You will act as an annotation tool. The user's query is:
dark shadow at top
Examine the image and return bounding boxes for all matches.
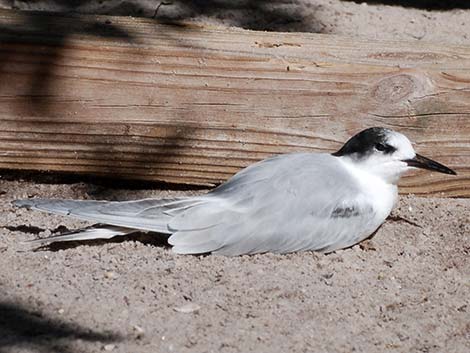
[344,0,470,10]
[0,300,120,353]
[153,0,316,32]
[3,0,319,32]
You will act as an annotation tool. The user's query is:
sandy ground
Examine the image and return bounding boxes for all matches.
[1,1,470,353]
[1,178,469,353]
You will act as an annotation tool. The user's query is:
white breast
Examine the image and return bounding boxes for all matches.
[340,157,398,234]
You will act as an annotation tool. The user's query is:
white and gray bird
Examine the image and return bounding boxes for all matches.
[14,127,456,255]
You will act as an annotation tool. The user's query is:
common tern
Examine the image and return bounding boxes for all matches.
[14,127,456,255]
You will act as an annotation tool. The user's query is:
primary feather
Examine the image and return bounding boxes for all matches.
[23,225,138,248]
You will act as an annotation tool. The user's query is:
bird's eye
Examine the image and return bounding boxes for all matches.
[375,143,387,152]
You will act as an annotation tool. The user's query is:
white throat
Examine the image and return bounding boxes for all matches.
[341,155,411,185]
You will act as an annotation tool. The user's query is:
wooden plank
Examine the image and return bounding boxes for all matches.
[0,9,469,197]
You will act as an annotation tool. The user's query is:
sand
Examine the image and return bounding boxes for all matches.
[1,177,469,353]
[0,1,469,353]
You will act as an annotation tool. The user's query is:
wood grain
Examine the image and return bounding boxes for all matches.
[0,9,469,196]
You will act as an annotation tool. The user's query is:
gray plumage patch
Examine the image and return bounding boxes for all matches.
[331,206,360,218]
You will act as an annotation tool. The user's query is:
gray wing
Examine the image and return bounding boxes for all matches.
[14,197,203,234]
[168,153,379,255]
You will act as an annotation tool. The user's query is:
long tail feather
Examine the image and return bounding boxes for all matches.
[13,197,200,233]
[23,225,138,248]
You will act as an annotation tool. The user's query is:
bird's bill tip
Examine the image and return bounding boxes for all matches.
[405,153,457,175]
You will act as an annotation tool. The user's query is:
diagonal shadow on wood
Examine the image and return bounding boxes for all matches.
[0,8,203,184]
[0,10,135,116]
[0,4,305,186]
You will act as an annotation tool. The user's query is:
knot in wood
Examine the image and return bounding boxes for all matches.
[372,74,416,104]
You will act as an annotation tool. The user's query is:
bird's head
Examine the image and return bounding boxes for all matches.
[333,127,456,184]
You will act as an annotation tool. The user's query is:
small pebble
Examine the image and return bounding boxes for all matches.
[104,271,117,279]
[133,324,145,338]
[103,344,115,351]
[174,303,201,313]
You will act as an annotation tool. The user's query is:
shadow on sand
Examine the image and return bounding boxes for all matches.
[0,299,121,353]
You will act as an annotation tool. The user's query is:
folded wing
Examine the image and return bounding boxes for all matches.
[168,153,377,255]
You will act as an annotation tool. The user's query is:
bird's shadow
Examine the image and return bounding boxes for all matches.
[27,232,172,252]
[25,224,405,254]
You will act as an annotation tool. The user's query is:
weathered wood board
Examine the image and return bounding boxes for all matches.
[0,9,469,196]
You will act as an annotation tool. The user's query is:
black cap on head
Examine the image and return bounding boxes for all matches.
[332,127,396,158]
[333,127,457,175]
